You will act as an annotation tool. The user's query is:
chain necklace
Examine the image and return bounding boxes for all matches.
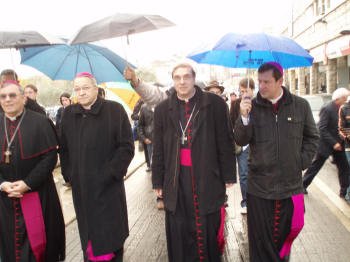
[3,109,26,164]
[179,104,196,145]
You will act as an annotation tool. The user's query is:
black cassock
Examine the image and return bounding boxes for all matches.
[0,110,65,262]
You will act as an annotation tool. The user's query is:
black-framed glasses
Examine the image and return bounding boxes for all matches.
[0,93,18,100]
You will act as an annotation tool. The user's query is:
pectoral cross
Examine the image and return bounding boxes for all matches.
[4,150,11,164]
[181,135,187,145]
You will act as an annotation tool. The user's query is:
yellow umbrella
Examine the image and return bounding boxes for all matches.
[100,82,140,112]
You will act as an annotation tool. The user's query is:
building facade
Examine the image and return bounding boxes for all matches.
[282,0,350,95]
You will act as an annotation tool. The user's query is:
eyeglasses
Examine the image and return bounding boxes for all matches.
[0,93,19,100]
[73,86,93,93]
[173,74,193,83]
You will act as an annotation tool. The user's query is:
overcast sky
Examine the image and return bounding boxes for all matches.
[0,0,293,77]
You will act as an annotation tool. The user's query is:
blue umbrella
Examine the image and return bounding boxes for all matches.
[188,32,313,69]
[20,43,135,83]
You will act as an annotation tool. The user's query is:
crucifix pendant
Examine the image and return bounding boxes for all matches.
[181,135,187,145]
[4,150,11,164]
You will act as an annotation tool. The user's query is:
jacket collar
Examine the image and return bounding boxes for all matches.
[255,86,292,107]
[72,97,104,115]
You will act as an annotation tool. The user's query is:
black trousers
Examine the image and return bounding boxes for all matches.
[303,150,350,195]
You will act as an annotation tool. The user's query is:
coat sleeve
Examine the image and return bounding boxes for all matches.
[151,105,165,189]
[134,82,168,107]
[108,105,135,181]
[301,101,319,170]
[214,99,236,183]
[318,105,337,148]
[234,115,253,146]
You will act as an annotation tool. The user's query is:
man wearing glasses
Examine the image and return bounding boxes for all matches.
[152,63,236,261]
[60,72,134,261]
[0,80,65,261]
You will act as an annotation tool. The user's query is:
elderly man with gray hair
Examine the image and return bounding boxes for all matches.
[303,87,350,198]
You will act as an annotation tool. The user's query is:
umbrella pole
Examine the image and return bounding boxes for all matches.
[247,50,252,91]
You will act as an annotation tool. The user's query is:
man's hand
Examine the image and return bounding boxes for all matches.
[154,188,162,198]
[240,95,252,117]
[144,138,152,145]
[0,181,28,198]
[225,183,234,188]
[0,181,14,194]
[334,142,342,151]
[123,66,139,88]
[8,180,30,198]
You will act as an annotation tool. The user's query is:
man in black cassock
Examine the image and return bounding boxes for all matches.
[60,72,134,262]
[152,63,236,262]
[0,80,65,261]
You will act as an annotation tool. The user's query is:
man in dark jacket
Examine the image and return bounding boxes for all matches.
[137,103,154,172]
[60,72,134,261]
[235,62,319,261]
[152,63,236,262]
[303,87,350,197]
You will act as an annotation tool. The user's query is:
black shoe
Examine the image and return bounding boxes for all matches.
[340,192,346,198]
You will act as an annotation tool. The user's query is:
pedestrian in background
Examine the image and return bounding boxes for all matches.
[56,92,71,186]
[230,77,255,214]
[235,62,319,261]
[303,87,350,197]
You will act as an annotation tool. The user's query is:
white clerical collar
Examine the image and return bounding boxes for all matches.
[6,110,24,121]
[177,88,196,102]
[269,89,284,104]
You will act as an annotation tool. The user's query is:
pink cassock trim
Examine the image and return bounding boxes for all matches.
[180,148,192,166]
[20,192,46,262]
[86,240,115,261]
[217,206,226,254]
[279,194,305,259]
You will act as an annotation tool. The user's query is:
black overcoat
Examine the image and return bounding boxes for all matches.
[152,87,236,215]
[60,98,134,256]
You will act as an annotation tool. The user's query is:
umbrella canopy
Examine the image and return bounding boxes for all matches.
[188,32,314,69]
[0,31,65,49]
[19,43,135,84]
[70,13,175,44]
[101,82,140,111]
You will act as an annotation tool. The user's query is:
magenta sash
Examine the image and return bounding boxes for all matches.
[20,192,46,262]
[279,194,305,259]
[86,240,115,261]
[180,148,192,166]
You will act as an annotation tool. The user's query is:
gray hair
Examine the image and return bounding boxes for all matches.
[332,87,350,101]
[1,81,24,95]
